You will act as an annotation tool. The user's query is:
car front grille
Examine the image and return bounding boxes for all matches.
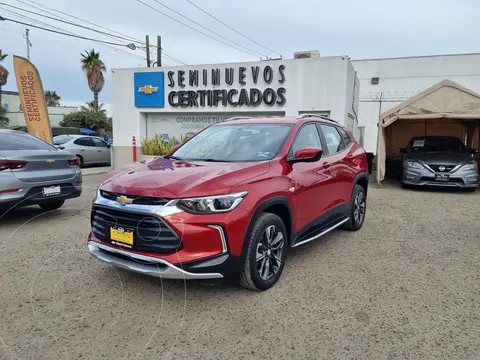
[99,190,170,206]
[428,164,455,173]
[91,205,181,254]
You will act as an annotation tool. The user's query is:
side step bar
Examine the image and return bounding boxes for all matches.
[292,217,349,248]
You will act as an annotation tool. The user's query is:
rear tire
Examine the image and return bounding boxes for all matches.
[342,184,366,231]
[76,155,84,167]
[39,200,65,211]
[239,213,287,291]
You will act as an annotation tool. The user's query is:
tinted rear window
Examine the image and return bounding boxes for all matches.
[0,131,57,151]
[53,135,73,145]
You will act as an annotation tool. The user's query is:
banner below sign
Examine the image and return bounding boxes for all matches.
[13,55,53,144]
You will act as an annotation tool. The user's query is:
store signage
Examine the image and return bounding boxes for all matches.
[134,72,165,108]
[166,65,286,108]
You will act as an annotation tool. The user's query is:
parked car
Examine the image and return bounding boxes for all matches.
[87,116,369,291]
[53,135,111,166]
[400,136,479,191]
[0,129,82,212]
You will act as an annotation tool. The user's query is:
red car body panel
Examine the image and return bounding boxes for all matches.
[88,117,368,277]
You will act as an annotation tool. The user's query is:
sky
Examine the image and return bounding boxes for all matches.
[0,0,478,113]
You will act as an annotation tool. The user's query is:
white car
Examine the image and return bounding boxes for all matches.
[53,135,111,166]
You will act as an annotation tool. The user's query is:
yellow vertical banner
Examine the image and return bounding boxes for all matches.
[13,55,53,144]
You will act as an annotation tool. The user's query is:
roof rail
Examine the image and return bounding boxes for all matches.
[295,113,339,124]
[224,116,252,122]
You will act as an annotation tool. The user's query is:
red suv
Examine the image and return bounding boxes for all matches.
[88,115,369,291]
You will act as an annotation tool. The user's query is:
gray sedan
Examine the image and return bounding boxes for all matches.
[400,136,479,191]
[0,129,82,211]
[53,135,111,166]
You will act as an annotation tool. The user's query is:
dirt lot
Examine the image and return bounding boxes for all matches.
[0,174,478,360]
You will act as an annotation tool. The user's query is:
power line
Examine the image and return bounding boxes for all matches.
[0,1,144,44]
[23,0,187,65]
[0,16,136,48]
[136,0,261,58]
[185,0,282,58]
[149,0,267,58]
[0,3,148,61]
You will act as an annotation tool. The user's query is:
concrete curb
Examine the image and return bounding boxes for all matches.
[81,167,111,176]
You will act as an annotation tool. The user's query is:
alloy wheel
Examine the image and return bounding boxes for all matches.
[353,192,366,225]
[256,225,285,280]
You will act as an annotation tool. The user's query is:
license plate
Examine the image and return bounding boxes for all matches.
[43,185,61,196]
[110,227,134,245]
[435,173,450,181]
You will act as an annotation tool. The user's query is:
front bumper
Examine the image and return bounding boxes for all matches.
[88,241,224,280]
[402,165,479,188]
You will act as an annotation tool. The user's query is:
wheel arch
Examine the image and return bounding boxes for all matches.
[354,171,369,197]
[241,196,294,259]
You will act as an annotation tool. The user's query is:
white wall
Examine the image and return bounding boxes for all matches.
[112,56,356,147]
[353,53,480,153]
[1,91,77,127]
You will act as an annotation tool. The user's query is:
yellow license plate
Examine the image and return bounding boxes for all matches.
[110,227,134,245]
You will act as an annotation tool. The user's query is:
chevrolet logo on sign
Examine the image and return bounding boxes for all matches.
[138,85,159,95]
[116,195,134,205]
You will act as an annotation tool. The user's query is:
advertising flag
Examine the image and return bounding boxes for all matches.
[13,55,53,143]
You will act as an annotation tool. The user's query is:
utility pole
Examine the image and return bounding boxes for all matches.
[156,35,161,67]
[145,35,151,67]
[23,28,32,60]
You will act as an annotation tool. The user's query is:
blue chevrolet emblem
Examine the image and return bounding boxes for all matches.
[134,72,165,107]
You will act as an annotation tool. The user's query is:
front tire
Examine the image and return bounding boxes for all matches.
[239,213,287,291]
[39,200,65,211]
[342,184,366,231]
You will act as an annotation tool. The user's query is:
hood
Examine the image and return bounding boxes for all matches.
[99,157,270,198]
[405,152,472,165]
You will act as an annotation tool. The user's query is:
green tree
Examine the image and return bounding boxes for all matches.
[60,101,111,132]
[0,106,9,127]
[0,50,9,106]
[44,90,61,106]
[80,49,106,107]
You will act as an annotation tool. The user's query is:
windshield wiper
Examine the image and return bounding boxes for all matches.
[165,155,182,160]
[192,158,232,162]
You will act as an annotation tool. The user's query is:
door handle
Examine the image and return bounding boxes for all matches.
[81,149,85,152]
[97,150,102,152]
[322,162,330,169]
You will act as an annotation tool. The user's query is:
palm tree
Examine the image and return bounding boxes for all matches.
[80,49,106,107]
[45,90,61,106]
[80,100,107,114]
[0,50,9,106]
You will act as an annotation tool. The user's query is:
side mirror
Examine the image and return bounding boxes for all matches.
[288,147,323,164]
[468,148,478,154]
[399,148,407,154]
[107,144,111,148]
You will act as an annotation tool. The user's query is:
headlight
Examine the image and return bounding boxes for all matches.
[404,160,423,169]
[175,191,248,214]
[461,161,478,171]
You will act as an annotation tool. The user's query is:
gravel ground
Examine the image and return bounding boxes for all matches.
[0,174,478,360]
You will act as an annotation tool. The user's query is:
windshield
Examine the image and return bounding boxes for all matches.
[53,135,73,145]
[408,137,466,153]
[172,123,293,162]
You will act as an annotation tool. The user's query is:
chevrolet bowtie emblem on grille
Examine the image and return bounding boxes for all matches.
[138,85,159,95]
[116,195,133,205]
[46,159,55,164]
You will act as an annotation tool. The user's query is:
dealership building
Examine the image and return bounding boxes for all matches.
[111,55,359,168]
[110,51,480,168]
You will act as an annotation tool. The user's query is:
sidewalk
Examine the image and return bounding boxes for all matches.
[81,166,111,176]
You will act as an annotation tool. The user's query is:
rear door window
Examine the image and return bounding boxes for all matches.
[53,135,73,145]
[337,127,353,148]
[0,131,56,151]
[318,125,345,155]
[74,137,95,147]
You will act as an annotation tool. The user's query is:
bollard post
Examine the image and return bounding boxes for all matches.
[132,136,137,162]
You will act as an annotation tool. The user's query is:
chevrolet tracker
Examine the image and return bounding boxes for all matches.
[88,115,369,291]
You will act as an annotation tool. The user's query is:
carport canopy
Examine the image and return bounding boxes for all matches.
[376,79,480,185]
